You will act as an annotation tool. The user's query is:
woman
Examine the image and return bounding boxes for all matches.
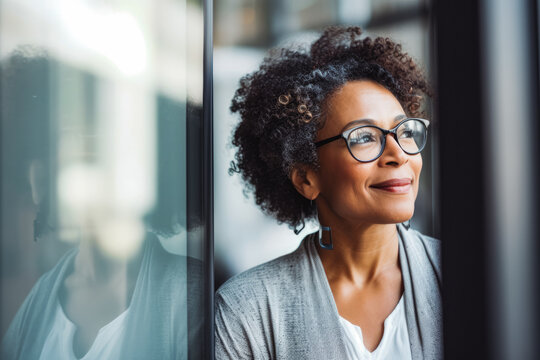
[215,27,442,359]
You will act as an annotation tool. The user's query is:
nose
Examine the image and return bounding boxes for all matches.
[378,133,408,167]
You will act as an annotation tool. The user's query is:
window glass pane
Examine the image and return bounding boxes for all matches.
[0,0,207,358]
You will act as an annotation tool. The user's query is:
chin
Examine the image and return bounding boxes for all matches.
[376,204,415,224]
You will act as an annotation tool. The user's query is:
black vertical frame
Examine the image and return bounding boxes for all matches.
[435,0,540,359]
[186,0,213,358]
[203,0,214,358]
[434,0,489,358]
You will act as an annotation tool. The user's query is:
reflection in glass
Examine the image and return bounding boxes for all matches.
[0,0,206,358]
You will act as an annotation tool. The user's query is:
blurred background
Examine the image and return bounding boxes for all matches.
[213,0,435,287]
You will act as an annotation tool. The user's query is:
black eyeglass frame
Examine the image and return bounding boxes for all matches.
[314,118,430,163]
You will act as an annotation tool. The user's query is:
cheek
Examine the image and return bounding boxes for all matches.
[318,150,370,190]
[318,158,373,211]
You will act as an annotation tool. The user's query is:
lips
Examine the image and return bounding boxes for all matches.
[370,178,412,193]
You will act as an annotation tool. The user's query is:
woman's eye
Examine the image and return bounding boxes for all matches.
[350,133,376,145]
[400,129,415,139]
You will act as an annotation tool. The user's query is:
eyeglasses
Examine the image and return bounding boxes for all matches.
[314,118,430,163]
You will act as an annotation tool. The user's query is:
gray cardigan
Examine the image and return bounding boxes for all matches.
[215,224,442,359]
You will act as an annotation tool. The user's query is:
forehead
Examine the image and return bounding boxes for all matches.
[322,80,405,134]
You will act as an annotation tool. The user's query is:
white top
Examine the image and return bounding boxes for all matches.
[339,295,412,360]
[39,299,129,360]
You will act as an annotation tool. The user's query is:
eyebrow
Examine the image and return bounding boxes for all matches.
[342,114,407,131]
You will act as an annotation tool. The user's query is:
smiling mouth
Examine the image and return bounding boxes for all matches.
[370,178,412,194]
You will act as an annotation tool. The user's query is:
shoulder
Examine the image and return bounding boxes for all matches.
[1,248,76,357]
[29,247,77,296]
[214,238,312,359]
[215,234,316,325]
[216,240,307,310]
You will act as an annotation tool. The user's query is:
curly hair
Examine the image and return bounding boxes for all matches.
[230,26,431,231]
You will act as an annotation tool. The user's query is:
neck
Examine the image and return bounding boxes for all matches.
[316,218,399,285]
[73,233,143,285]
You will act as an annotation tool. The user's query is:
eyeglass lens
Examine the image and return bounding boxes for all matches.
[347,119,427,162]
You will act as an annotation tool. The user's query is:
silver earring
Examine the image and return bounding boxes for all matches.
[318,226,333,250]
[312,199,333,250]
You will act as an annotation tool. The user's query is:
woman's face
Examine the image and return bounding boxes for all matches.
[315,80,422,225]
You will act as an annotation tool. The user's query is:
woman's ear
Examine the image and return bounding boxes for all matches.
[290,165,320,201]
